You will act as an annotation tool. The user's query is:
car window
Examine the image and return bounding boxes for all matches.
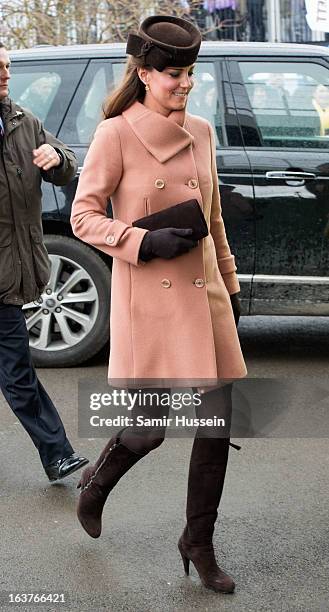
[9,61,86,134]
[112,62,125,85]
[188,62,221,145]
[59,61,112,144]
[239,61,329,148]
[112,61,222,146]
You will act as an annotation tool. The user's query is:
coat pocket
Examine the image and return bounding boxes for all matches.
[29,225,51,289]
[0,224,15,294]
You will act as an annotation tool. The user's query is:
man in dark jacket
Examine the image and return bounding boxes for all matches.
[0,42,88,481]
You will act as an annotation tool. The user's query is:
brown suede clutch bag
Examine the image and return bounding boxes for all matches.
[132,198,208,241]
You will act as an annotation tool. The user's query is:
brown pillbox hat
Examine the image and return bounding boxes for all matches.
[126,15,202,71]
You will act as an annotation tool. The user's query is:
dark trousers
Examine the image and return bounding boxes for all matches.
[0,303,73,468]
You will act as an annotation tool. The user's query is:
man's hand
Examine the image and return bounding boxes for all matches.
[32,144,61,171]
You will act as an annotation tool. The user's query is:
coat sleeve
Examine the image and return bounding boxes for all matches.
[70,119,148,267]
[34,116,77,185]
[207,122,240,295]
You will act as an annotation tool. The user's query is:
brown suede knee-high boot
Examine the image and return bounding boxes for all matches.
[77,389,169,539]
[178,385,235,593]
[77,429,148,538]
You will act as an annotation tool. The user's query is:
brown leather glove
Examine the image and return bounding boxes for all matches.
[230,292,241,326]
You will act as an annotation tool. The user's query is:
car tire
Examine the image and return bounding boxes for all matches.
[24,235,111,367]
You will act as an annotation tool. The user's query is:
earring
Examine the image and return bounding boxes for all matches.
[145,84,150,92]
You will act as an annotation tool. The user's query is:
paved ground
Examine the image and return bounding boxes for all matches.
[0,316,328,612]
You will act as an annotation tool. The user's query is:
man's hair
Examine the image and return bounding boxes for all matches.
[0,43,6,49]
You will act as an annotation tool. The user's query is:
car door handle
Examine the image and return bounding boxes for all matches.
[266,171,316,181]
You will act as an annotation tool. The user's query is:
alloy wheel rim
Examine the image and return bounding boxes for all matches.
[23,253,99,352]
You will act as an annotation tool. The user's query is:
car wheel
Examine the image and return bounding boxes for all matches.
[23,235,111,367]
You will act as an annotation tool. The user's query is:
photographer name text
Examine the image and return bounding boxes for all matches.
[89,415,226,428]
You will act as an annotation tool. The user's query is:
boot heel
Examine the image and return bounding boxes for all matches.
[178,542,190,575]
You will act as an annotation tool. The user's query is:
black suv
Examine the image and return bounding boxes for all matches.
[9,41,329,366]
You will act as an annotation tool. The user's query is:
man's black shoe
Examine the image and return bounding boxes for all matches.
[45,454,89,482]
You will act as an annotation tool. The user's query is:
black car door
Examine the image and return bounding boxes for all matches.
[228,56,329,315]
[187,58,255,313]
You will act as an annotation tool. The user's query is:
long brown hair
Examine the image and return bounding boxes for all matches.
[103,56,152,119]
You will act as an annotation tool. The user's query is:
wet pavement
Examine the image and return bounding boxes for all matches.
[0,316,328,612]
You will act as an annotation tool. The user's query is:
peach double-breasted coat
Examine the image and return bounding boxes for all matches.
[71,100,247,386]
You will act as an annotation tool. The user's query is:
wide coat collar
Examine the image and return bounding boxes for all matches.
[122,100,194,163]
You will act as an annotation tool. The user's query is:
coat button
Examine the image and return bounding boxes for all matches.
[106,234,115,245]
[194,278,205,288]
[188,179,198,189]
[155,179,165,189]
[161,278,171,288]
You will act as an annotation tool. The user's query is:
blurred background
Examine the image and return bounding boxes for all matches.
[1,0,329,49]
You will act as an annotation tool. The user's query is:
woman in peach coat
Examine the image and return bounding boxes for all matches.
[71,15,247,595]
